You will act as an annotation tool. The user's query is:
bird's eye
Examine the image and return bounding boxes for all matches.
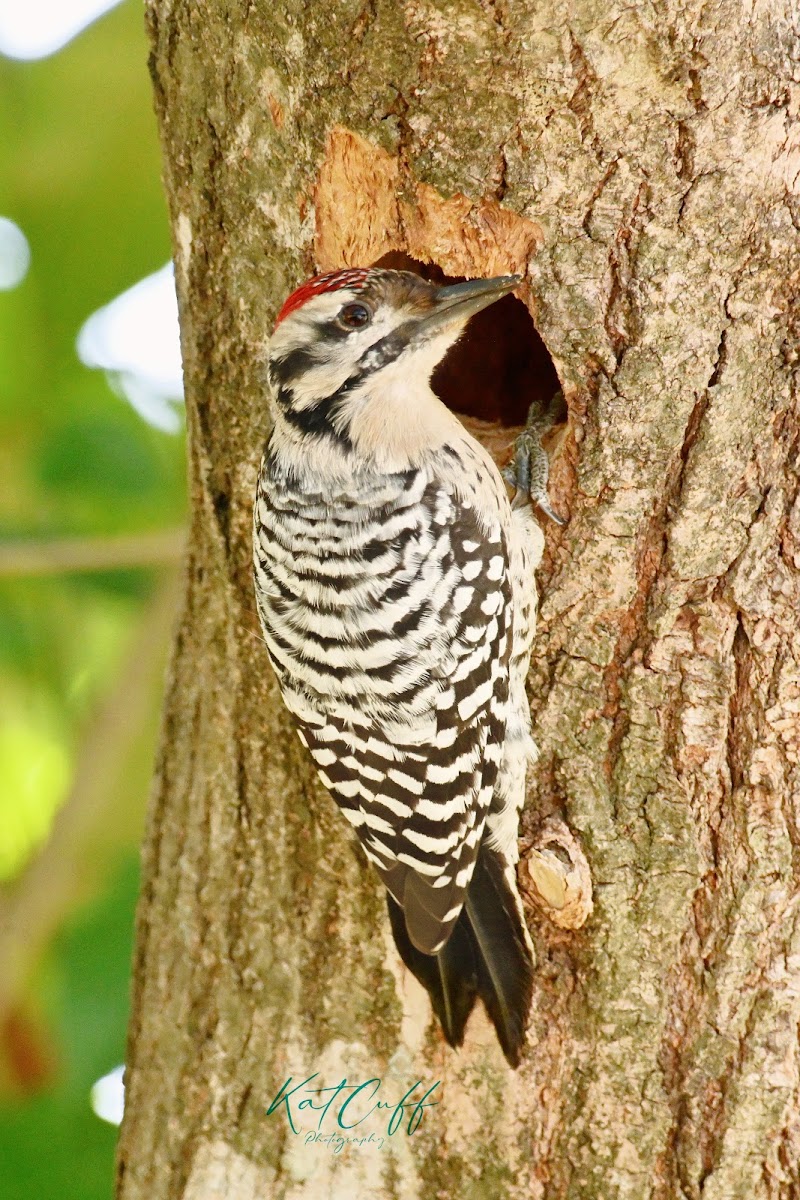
[337,302,372,330]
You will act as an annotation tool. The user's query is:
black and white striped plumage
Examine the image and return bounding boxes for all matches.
[253,268,544,1066]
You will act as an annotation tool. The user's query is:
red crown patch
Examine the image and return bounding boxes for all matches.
[274,269,372,329]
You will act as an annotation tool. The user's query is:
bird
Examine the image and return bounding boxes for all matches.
[252,266,557,1066]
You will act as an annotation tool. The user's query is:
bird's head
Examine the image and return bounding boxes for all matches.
[267,267,520,461]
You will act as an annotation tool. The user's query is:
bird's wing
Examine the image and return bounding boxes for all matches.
[296,484,513,955]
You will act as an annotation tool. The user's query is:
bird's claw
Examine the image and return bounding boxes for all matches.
[504,391,566,525]
[529,490,565,526]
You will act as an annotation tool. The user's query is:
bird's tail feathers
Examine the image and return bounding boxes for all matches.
[464,844,534,1066]
[387,843,534,1067]
[387,895,478,1047]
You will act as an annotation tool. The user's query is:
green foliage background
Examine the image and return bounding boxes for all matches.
[0,4,185,1195]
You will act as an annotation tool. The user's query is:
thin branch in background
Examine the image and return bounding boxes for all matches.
[0,529,185,577]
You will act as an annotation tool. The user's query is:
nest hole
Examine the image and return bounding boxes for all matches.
[374,251,564,466]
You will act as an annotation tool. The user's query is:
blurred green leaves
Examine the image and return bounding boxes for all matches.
[0,1,186,1194]
[0,712,70,881]
[0,0,184,870]
[38,411,161,510]
[0,857,141,1200]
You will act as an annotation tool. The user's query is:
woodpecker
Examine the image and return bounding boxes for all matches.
[253,267,555,1067]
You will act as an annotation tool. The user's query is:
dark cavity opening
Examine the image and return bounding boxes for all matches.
[373,251,561,430]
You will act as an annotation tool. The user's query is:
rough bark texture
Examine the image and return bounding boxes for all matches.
[120,2,800,1197]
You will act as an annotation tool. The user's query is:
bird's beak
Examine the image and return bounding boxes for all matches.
[412,274,522,337]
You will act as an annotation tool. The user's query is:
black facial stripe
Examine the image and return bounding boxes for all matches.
[272,318,416,388]
[269,347,319,390]
[280,389,354,451]
[355,322,415,377]
[271,318,421,445]
[305,321,417,405]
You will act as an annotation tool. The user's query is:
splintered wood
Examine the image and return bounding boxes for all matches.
[312,127,551,470]
[314,126,544,281]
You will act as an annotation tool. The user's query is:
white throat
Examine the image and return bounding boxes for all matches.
[341,362,464,472]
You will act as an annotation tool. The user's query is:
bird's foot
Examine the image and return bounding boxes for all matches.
[502,391,566,525]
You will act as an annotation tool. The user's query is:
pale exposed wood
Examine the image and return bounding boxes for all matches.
[315,126,544,282]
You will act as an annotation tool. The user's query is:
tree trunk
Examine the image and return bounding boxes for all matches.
[119,2,800,1197]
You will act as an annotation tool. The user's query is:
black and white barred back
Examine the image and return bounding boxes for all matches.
[255,448,511,953]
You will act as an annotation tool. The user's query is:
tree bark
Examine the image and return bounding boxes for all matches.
[119,2,800,1197]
